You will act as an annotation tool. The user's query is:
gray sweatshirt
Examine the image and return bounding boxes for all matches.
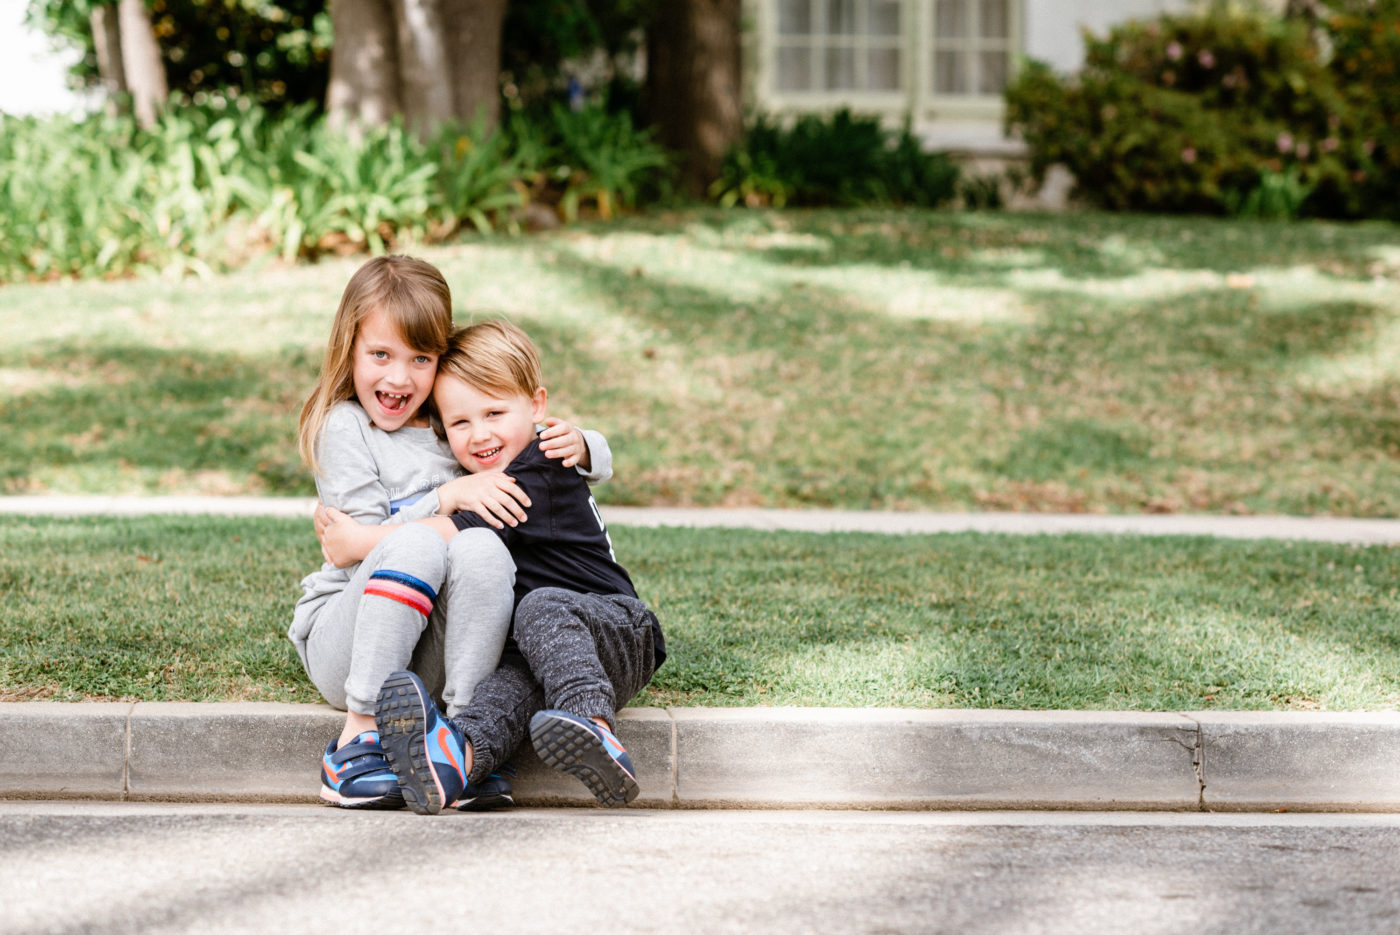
[288,400,613,659]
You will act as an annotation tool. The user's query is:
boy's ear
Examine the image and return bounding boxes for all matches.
[530,387,547,423]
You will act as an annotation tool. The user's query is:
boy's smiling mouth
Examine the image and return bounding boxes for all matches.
[473,445,504,462]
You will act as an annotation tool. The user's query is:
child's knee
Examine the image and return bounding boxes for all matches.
[514,587,579,638]
[447,528,516,584]
[373,523,449,577]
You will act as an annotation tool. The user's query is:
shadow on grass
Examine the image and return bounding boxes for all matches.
[528,230,1400,513]
[632,528,1400,711]
[0,341,317,495]
[608,209,1397,282]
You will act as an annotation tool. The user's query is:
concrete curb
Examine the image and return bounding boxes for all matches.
[4,704,1399,811]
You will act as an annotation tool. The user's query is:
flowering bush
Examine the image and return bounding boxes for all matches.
[1004,3,1395,218]
[1320,0,1400,218]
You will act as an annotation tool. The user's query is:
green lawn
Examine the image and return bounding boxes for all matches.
[4,209,1399,515]
[3,515,1397,711]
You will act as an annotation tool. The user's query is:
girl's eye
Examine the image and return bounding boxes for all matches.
[414,355,431,364]
[371,350,388,359]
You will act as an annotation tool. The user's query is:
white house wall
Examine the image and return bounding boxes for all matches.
[1025,0,1196,75]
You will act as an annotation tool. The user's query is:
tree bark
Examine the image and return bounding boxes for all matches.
[327,0,403,133]
[645,0,743,195]
[441,0,508,130]
[116,0,168,128]
[90,3,127,117]
[392,0,457,136]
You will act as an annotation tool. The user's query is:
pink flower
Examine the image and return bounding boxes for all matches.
[1364,140,1376,156]
[1321,137,1338,153]
[1296,142,1311,160]
[1181,147,1198,164]
[1198,49,1215,69]
[1167,41,1184,61]
[1277,133,1294,153]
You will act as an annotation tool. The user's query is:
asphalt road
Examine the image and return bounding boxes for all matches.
[2,804,1398,935]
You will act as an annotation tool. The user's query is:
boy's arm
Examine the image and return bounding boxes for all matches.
[537,419,613,484]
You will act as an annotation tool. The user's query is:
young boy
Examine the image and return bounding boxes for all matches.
[373,319,666,814]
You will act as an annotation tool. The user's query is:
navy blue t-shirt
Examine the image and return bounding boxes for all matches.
[449,436,665,665]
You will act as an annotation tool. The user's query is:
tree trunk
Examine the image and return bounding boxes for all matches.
[440,0,508,130]
[645,0,742,195]
[392,0,457,136]
[116,0,168,128]
[90,3,127,118]
[327,0,403,133]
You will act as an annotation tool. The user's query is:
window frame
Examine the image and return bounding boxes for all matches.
[753,0,1022,126]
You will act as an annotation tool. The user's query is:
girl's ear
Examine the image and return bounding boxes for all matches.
[530,387,548,424]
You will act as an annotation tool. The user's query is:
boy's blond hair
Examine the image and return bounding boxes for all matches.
[438,319,544,400]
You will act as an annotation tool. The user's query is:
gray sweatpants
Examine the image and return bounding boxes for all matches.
[451,587,658,785]
[303,523,515,718]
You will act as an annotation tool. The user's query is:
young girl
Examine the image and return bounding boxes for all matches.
[290,255,612,809]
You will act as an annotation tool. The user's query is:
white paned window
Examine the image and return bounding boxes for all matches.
[774,0,906,94]
[759,0,1021,134]
[932,0,1012,96]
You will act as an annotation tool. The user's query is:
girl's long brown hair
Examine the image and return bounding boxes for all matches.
[297,255,454,476]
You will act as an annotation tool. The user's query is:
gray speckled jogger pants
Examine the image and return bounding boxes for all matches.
[450,586,658,785]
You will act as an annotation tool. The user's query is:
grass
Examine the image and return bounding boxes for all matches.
[3,515,1398,711]
[3,209,1400,515]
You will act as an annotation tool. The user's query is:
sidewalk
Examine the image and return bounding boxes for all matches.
[4,497,1399,811]
[4,496,1400,543]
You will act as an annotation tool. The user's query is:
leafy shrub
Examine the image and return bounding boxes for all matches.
[712,110,959,208]
[1004,3,1392,218]
[0,98,674,282]
[542,104,671,220]
[1320,0,1400,219]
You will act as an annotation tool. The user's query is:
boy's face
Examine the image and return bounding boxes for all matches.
[351,309,438,431]
[434,372,547,473]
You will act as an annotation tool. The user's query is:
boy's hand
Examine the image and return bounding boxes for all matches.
[316,504,372,568]
[437,473,530,529]
[539,417,590,470]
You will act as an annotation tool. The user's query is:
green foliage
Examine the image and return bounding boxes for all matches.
[27,0,331,111]
[501,0,652,110]
[1004,2,1395,218]
[0,97,678,280]
[497,100,671,221]
[545,103,670,219]
[712,110,959,208]
[1319,0,1400,220]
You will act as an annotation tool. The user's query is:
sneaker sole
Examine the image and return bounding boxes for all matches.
[453,791,515,812]
[375,673,445,815]
[530,714,639,807]
[318,786,405,810]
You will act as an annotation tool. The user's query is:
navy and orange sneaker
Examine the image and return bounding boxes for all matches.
[318,730,404,809]
[374,670,467,815]
[529,710,638,807]
[454,764,516,811]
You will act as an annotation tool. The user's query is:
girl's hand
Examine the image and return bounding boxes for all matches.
[437,473,530,529]
[538,417,590,470]
[317,505,369,568]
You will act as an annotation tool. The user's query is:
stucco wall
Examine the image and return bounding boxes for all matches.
[1023,0,1197,73]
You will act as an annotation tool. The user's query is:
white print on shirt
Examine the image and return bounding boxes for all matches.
[386,472,460,514]
[587,496,617,562]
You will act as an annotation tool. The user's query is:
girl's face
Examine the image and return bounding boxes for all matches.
[351,309,439,432]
